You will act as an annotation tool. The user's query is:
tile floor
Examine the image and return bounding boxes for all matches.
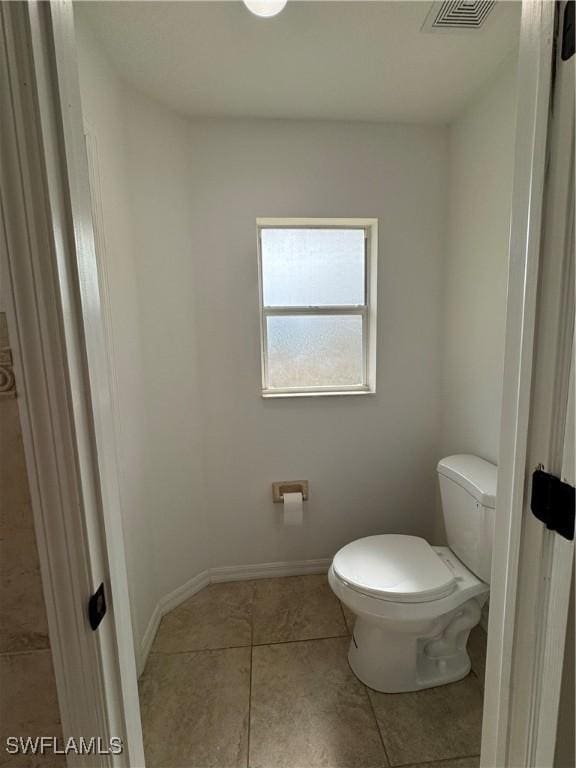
[140,575,486,768]
[0,313,64,767]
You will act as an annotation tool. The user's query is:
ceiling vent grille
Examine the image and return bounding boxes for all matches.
[422,1,497,32]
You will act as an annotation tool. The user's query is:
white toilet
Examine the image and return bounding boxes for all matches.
[329,454,497,693]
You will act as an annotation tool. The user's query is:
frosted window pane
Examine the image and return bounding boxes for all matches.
[266,315,363,388]
[261,228,365,307]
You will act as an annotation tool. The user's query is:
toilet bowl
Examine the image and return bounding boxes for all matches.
[329,455,497,693]
[329,536,489,692]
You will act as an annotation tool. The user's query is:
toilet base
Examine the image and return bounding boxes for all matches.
[347,597,483,693]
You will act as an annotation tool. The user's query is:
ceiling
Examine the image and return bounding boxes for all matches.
[75,0,521,124]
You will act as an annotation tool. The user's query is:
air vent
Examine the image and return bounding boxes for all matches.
[422,1,497,32]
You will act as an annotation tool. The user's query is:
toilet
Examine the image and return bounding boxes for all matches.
[328,454,497,693]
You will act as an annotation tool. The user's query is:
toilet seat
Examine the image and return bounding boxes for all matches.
[332,534,456,603]
[330,544,488,624]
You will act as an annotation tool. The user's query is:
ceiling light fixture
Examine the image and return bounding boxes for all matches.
[243,0,288,18]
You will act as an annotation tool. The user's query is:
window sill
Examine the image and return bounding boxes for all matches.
[261,388,376,399]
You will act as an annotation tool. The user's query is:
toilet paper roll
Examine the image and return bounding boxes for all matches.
[283,491,303,526]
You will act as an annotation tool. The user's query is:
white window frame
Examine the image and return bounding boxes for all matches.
[257,217,378,398]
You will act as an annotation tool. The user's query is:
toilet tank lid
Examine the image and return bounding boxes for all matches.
[437,454,497,508]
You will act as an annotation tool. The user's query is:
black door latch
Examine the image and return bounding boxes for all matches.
[531,468,575,541]
[88,582,107,631]
[562,1,575,61]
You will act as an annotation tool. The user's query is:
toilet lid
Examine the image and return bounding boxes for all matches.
[332,534,456,603]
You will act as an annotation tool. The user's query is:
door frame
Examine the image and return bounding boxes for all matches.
[503,0,575,762]
[0,1,144,765]
[481,1,575,766]
[0,1,571,767]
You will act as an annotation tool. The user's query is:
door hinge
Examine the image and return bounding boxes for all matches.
[531,468,575,541]
[561,1,575,61]
[88,582,107,630]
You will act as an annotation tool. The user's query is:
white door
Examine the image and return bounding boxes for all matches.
[553,340,575,768]
[482,1,575,766]
[0,1,144,765]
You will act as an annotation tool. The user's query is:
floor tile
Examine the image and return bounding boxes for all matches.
[0,398,35,532]
[152,581,253,653]
[140,647,250,768]
[0,746,67,768]
[400,758,479,768]
[0,528,50,653]
[340,601,356,634]
[468,625,487,686]
[368,674,483,766]
[0,651,65,767]
[252,575,347,645]
[250,637,388,768]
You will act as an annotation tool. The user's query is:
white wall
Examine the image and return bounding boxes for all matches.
[76,24,158,653]
[76,16,517,653]
[76,23,210,654]
[185,119,447,566]
[440,58,518,466]
[121,90,210,599]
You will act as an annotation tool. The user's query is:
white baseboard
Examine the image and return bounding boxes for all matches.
[138,569,210,676]
[210,558,331,583]
[159,569,211,616]
[138,602,162,678]
[138,558,331,675]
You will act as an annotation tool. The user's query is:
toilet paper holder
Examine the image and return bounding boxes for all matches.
[272,480,309,502]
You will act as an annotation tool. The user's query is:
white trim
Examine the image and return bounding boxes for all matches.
[481,0,553,756]
[509,2,575,761]
[257,217,378,228]
[263,305,367,315]
[210,557,331,583]
[39,2,144,762]
[0,2,144,764]
[138,559,331,675]
[138,570,211,676]
[1,4,114,764]
[160,571,212,614]
[257,218,378,397]
[138,603,163,678]
[481,2,573,767]
[83,125,147,658]
[262,387,373,399]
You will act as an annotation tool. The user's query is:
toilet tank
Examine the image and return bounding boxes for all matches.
[437,455,497,583]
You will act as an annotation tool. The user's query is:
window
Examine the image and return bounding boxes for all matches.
[257,218,377,397]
